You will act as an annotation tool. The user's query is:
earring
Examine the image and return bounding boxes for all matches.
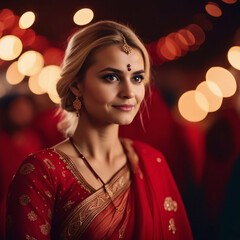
[73,96,82,117]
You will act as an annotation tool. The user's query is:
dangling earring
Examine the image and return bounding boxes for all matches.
[73,96,82,117]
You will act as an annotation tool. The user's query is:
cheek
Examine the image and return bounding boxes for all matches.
[83,84,115,104]
[137,86,145,103]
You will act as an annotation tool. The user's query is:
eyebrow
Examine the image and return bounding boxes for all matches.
[98,67,145,75]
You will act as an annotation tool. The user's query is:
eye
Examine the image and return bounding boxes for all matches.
[133,75,144,83]
[103,74,120,82]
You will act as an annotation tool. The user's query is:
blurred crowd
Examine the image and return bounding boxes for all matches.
[0,86,239,240]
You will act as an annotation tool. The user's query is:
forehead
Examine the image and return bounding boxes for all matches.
[90,44,144,70]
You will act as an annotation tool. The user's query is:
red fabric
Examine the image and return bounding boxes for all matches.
[6,140,193,239]
[131,141,193,239]
[120,87,194,193]
[0,128,43,240]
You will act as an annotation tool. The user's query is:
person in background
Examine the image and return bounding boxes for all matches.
[0,94,43,239]
[6,20,193,239]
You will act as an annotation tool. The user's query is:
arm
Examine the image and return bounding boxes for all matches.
[6,152,56,240]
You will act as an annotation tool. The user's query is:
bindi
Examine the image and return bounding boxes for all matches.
[127,64,131,71]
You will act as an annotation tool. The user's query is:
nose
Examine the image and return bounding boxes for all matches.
[119,80,135,99]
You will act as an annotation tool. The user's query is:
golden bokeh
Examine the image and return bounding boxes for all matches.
[0,35,23,60]
[196,81,223,112]
[28,73,46,95]
[227,46,240,70]
[178,90,209,122]
[73,8,94,26]
[17,50,44,76]
[206,66,237,97]
[19,11,35,29]
[6,61,25,85]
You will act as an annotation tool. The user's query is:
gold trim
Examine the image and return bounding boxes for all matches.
[61,165,131,239]
[53,149,94,193]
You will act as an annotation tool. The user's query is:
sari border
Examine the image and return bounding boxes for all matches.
[52,148,95,193]
[61,164,131,239]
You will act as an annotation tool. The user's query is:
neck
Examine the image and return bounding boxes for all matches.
[71,115,122,163]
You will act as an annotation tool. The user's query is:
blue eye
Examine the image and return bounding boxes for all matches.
[133,75,144,83]
[103,74,119,82]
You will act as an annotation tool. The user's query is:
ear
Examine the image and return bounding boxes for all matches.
[70,85,81,97]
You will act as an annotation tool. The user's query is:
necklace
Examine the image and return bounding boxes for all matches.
[69,137,125,212]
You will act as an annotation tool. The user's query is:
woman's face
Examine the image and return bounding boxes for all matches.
[77,44,145,126]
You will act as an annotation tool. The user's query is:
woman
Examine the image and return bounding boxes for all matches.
[6,21,193,239]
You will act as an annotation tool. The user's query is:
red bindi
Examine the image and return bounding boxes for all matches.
[127,64,131,71]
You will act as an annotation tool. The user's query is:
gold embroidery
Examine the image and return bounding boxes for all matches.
[53,149,92,193]
[63,200,75,211]
[40,222,50,236]
[20,163,35,175]
[61,165,131,239]
[43,158,55,170]
[156,157,162,163]
[26,234,37,240]
[45,190,52,198]
[19,194,31,206]
[28,211,37,221]
[119,224,126,239]
[168,218,176,234]
[164,197,178,212]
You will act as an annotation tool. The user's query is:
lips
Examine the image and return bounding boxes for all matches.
[112,104,134,111]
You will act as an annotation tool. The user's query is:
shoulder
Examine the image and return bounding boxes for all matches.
[16,148,65,178]
[122,138,165,168]
[127,138,164,159]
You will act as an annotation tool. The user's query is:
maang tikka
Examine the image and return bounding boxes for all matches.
[73,95,82,117]
[121,33,132,55]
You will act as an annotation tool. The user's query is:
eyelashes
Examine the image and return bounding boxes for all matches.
[102,73,144,83]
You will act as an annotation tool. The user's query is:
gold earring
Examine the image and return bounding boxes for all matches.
[73,96,82,117]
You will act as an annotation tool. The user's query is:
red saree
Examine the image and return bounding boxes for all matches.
[6,139,192,240]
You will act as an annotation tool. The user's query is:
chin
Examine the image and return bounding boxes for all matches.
[117,118,135,126]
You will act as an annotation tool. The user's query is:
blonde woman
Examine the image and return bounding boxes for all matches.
[6,21,193,240]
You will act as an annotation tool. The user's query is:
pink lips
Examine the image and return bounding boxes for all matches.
[112,104,134,111]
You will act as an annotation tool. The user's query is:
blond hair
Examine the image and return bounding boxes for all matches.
[56,20,151,136]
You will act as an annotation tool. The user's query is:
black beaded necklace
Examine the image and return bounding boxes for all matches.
[69,137,125,212]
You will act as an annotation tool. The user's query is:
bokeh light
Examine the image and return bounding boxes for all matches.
[73,8,94,26]
[159,36,179,60]
[19,11,35,29]
[178,90,209,122]
[227,46,240,70]
[21,28,36,47]
[178,29,195,47]
[31,35,49,52]
[221,0,237,3]
[186,24,205,47]
[38,65,61,103]
[6,61,25,85]
[11,26,26,38]
[0,35,23,60]
[43,47,64,66]
[17,50,44,76]
[196,81,223,112]
[28,73,46,95]
[38,65,61,92]
[0,9,15,31]
[205,2,222,17]
[206,66,237,97]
